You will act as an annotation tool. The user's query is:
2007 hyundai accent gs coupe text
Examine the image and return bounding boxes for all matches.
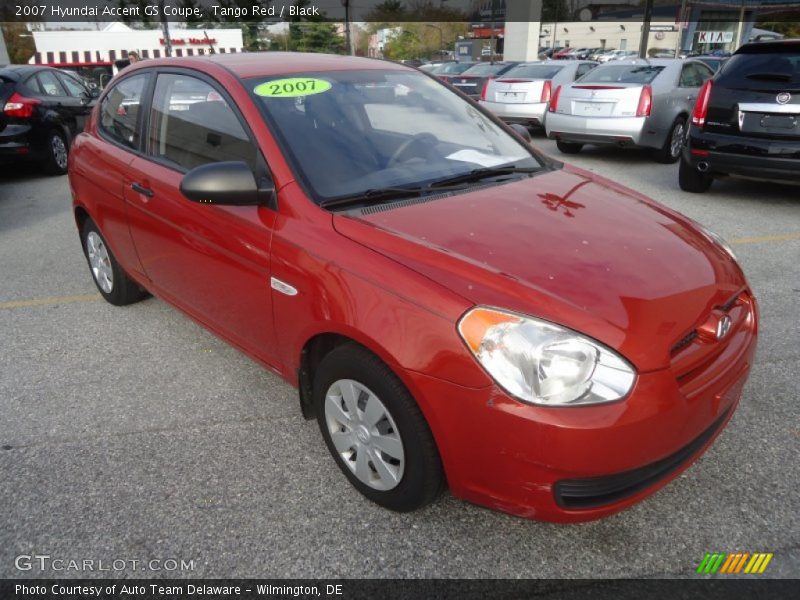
[68,53,758,522]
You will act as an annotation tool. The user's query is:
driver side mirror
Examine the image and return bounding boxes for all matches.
[180,161,272,206]
[508,123,532,143]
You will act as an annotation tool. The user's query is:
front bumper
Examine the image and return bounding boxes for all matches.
[479,100,548,126]
[405,294,758,522]
[546,113,649,147]
[685,129,800,182]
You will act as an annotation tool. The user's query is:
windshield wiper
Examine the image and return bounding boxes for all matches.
[320,166,541,210]
[428,165,540,189]
[319,186,427,210]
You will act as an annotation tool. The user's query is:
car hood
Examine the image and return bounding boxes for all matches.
[333,165,745,371]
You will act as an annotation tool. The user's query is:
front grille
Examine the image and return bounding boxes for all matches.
[553,408,730,509]
[670,330,698,355]
[670,292,754,398]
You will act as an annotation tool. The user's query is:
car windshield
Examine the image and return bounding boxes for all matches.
[461,63,506,77]
[502,64,563,79]
[252,69,540,204]
[578,65,665,84]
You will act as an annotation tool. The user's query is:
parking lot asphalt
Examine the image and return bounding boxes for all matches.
[1,138,798,579]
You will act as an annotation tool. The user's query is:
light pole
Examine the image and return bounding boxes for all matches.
[340,0,352,55]
[424,23,443,60]
[159,0,172,57]
[639,0,654,59]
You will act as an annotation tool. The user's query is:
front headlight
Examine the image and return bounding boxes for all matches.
[458,307,636,406]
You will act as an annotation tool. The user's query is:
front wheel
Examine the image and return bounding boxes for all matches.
[653,117,686,164]
[314,344,444,512]
[556,140,583,154]
[678,156,714,193]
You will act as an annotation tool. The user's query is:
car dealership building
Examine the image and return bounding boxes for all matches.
[27,21,244,82]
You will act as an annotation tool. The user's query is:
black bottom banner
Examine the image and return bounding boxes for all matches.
[1,579,798,600]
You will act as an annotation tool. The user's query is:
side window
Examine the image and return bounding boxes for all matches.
[679,64,705,88]
[36,71,67,97]
[575,63,596,79]
[57,72,88,97]
[697,63,715,83]
[99,74,148,149]
[146,73,256,172]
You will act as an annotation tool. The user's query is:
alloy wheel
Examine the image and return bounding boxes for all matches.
[51,134,68,170]
[86,231,113,293]
[670,122,686,159]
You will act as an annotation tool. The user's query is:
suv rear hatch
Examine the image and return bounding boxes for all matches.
[555,64,663,117]
[705,42,800,141]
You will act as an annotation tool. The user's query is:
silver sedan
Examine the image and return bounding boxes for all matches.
[545,59,715,163]
[478,61,598,128]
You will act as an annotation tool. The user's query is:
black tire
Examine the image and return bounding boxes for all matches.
[313,343,445,512]
[80,219,147,306]
[653,117,687,164]
[678,156,714,193]
[556,140,583,154]
[43,129,69,175]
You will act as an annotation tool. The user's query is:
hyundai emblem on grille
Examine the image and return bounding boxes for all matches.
[716,315,733,340]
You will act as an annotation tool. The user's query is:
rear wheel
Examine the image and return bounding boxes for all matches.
[43,129,69,175]
[314,344,444,512]
[81,219,147,305]
[556,140,583,154]
[653,117,686,164]
[678,156,714,193]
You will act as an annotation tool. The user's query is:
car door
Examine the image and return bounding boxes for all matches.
[54,71,95,133]
[124,70,279,365]
[30,70,84,140]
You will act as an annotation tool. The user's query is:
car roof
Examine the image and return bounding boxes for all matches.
[124,52,410,79]
[0,65,61,81]
[736,39,800,54]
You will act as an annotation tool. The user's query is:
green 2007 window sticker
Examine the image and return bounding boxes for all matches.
[254,78,332,98]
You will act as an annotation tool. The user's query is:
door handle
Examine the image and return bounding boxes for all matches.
[131,182,154,197]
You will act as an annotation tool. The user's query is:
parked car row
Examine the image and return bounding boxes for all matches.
[479,41,799,191]
[478,58,715,164]
[1,65,100,174]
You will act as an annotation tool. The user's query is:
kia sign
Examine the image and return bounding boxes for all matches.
[698,31,734,44]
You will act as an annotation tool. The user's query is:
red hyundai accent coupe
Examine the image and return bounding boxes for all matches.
[68,53,757,522]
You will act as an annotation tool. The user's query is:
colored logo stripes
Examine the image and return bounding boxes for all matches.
[696,552,773,574]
